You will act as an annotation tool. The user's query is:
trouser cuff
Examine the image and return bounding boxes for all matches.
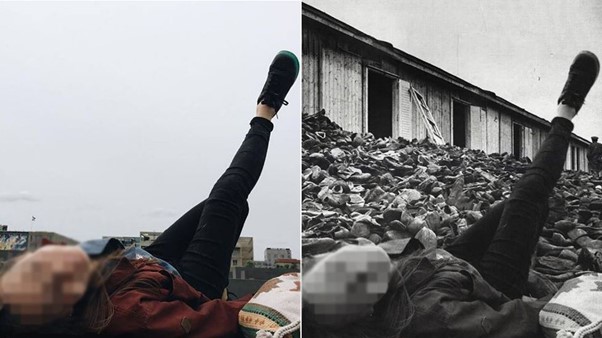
[550,117,574,137]
[250,116,274,132]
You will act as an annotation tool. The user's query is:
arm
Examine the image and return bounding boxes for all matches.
[407,270,546,338]
[106,289,249,338]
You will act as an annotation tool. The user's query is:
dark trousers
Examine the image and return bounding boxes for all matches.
[446,117,574,299]
[145,117,273,299]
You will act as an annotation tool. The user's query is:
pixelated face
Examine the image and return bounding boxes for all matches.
[0,245,92,324]
[303,245,392,325]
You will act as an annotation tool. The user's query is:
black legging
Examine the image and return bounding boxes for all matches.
[144,116,273,299]
[445,116,574,299]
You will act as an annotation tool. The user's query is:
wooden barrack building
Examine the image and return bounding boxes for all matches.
[302,3,590,171]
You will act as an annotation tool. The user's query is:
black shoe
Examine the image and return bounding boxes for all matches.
[558,51,599,112]
[257,51,299,113]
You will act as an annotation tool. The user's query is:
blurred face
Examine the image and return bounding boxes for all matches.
[0,245,92,324]
[303,245,392,326]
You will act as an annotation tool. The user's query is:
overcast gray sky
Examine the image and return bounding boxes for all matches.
[0,1,301,259]
[305,0,602,141]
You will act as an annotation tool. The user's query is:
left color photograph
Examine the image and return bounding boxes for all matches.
[0,2,301,337]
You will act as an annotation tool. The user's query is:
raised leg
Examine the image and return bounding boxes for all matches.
[149,50,299,299]
[177,116,273,299]
[477,117,572,298]
[456,51,598,299]
[445,200,506,267]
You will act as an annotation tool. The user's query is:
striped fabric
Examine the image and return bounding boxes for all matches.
[239,273,300,338]
[539,272,602,338]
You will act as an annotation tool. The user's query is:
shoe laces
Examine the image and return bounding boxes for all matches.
[265,70,289,103]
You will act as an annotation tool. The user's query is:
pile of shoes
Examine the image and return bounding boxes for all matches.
[302,110,602,294]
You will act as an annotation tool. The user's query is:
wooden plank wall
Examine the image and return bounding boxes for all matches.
[428,86,443,141]
[439,89,452,144]
[532,128,541,157]
[405,74,453,143]
[480,109,488,151]
[411,98,427,141]
[411,78,428,141]
[575,144,588,171]
[500,112,513,154]
[524,127,533,159]
[392,80,400,138]
[302,27,321,115]
[557,140,588,171]
[398,79,412,140]
[320,48,363,133]
[470,106,483,151]
[486,107,500,154]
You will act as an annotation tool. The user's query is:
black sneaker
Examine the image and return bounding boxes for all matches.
[257,50,300,113]
[558,51,599,112]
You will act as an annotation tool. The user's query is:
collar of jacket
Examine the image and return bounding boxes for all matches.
[400,256,438,296]
[79,238,125,257]
[104,257,150,295]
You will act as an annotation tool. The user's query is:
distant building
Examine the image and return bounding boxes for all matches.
[102,236,141,248]
[231,266,299,280]
[250,260,271,268]
[231,237,254,269]
[229,265,299,296]
[140,231,162,248]
[265,247,292,267]
[102,231,159,248]
[0,230,78,262]
[29,232,78,248]
[275,258,301,270]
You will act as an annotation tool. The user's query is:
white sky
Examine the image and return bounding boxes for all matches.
[0,1,301,259]
[305,0,602,142]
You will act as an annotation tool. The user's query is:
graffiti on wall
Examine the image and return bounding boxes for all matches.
[0,232,28,251]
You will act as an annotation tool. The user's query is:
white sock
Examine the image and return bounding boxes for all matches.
[557,104,577,121]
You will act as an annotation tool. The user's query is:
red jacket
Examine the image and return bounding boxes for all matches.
[103,258,251,338]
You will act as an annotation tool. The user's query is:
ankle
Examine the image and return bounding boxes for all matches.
[256,104,276,121]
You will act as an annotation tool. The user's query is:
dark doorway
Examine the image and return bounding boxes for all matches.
[368,71,394,139]
[453,101,468,147]
[513,123,523,159]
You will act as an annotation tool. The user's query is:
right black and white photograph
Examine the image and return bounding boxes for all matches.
[300,1,602,337]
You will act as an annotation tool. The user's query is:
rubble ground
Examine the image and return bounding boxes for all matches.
[302,110,602,296]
